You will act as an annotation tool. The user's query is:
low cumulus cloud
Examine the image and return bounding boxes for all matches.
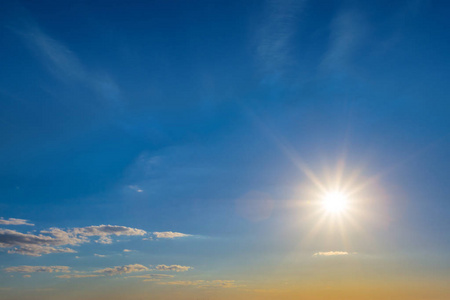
[4,266,70,273]
[313,251,349,256]
[153,232,190,239]
[0,218,34,226]
[154,265,192,272]
[158,280,237,288]
[94,264,148,276]
[0,225,146,256]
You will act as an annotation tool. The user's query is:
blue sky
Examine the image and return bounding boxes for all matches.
[1,0,450,299]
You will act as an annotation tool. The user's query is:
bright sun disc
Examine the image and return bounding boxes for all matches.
[322,191,348,213]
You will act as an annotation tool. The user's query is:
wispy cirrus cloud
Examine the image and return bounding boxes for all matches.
[313,251,350,256]
[0,225,146,256]
[158,280,237,288]
[4,266,70,273]
[154,265,192,272]
[321,9,366,71]
[18,25,120,105]
[94,264,148,276]
[152,231,191,239]
[255,0,305,75]
[0,218,34,226]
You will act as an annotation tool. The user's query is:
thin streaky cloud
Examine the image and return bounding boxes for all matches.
[57,274,103,279]
[0,218,34,226]
[94,264,148,276]
[8,245,76,256]
[158,280,237,288]
[126,274,174,279]
[153,231,191,239]
[154,265,192,272]
[4,266,70,273]
[313,251,350,256]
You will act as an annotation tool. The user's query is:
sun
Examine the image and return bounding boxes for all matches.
[322,191,348,213]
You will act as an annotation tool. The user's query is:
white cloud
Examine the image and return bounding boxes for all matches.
[153,231,190,239]
[154,265,192,272]
[94,254,106,258]
[0,225,146,256]
[0,218,34,226]
[123,249,134,252]
[313,251,349,256]
[94,264,148,276]
[4,266,70,273]
[129,185,143,193]
[158,280,237,288]
[0,229,78,256]
[71,225,147,239]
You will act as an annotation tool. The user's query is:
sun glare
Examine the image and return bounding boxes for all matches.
[322,191,348,213]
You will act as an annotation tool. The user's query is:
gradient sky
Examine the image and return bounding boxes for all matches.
[1,0,450,299]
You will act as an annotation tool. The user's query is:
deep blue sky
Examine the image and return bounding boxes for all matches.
[0,1,450,299]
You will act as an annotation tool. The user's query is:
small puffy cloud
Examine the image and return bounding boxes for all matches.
[0,218,34,226]
[158,280,237,288]
[4,266,70,273]
[94,264,148,276]
[153,232,190,239]
[123,249,134,252]
[129,185,143,193]
[57,274,102,279]
[154,265,192,272]
[94,254,106,258]
[313,251,349,256]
